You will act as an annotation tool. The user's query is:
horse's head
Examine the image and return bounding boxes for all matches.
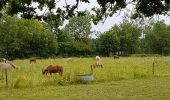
[0,58,6,63]
[8,62,17,69]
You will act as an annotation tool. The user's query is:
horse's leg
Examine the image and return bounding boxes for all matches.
[59,71,63,76]
[50,73,52,76]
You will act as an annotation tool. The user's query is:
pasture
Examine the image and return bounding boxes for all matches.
[0,56,170,100]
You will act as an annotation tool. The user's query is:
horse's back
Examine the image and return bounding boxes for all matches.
[0,62,15,69]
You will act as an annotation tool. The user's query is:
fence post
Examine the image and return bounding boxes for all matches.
[5,69,8,86]
[152,58,156,75]
[153,61,155,75]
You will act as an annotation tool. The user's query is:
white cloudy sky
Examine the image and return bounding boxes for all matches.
[36,0,170,33]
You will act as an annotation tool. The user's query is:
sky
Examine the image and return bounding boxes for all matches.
[60,0,170,34]
[35,0,170,33]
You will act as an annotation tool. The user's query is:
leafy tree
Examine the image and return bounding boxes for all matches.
[64,11,91,42]
[58,12,93,56]
[118,22,141,54]
[0,16,57,58]
[96,23,141,56]
[0,0,170,27]
[145,21,170,55]
[97,28,120,56]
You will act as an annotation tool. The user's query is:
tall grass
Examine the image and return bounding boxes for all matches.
[0,57,170,88]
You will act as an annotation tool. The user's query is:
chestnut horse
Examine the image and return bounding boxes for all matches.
[113,55,119,59]
[29,57,36,63]
[42,65,63,76]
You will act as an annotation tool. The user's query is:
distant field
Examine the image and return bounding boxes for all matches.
[0,57,170,99]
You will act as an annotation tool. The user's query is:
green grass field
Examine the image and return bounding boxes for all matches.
[0,57,170,100]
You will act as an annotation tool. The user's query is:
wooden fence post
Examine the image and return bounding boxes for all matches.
[5,69,8,86]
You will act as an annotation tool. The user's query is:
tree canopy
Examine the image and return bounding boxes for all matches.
[145,21,170,55]
[0,0,170,27]
[0,16,58,58]
[57,13,93,56]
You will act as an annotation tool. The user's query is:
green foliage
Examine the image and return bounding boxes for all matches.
[118,23,141,54]
[0,16,57,58]
[64,11,91,41]
[13,75,33,88]
[96,23,141,56]
[97,28,120,55]
[145,21,170,55]
[1,0,170,27]
[58,12,93,56]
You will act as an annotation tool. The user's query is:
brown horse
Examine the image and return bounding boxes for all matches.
[29,57,36,63]
[91,61,103,69]
[113,55,119,59]
[42,65,63,76]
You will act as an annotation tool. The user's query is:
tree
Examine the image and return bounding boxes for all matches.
[0,0,170,27]
[145,21,170,55]
[57,12,93,56]
[97,28,120,56]
[64,11,91,42]
[0,16,58,58]
[118,22,141,54]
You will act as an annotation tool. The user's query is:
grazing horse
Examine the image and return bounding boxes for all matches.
[66,57,73,62]
[113,55,119,59]
[91,61,103,69]
[0,62,16,86]
[42,65,63,76]
[0,62,16,69]
[29,57,36,63]
[0,58,6,63]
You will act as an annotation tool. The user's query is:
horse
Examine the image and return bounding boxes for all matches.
[0,62,17,86]
[0,62,16,69]
[113,55,119,59]
[66,57,73,62]
[95,56,101,61]
[91,61,103,69]
[0,58,6,63]
[42,65,63,76]
[29,57,36,63]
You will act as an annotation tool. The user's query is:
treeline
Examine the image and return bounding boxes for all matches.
[0,16,57,59]
[0,15,170,59]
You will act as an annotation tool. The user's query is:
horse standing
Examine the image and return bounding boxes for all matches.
[91,56,103,69]
[42,65,63,76]
[91,61,103,69]
[0,62,16,86]
[95,56,101,62]
[0,62,16,69]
